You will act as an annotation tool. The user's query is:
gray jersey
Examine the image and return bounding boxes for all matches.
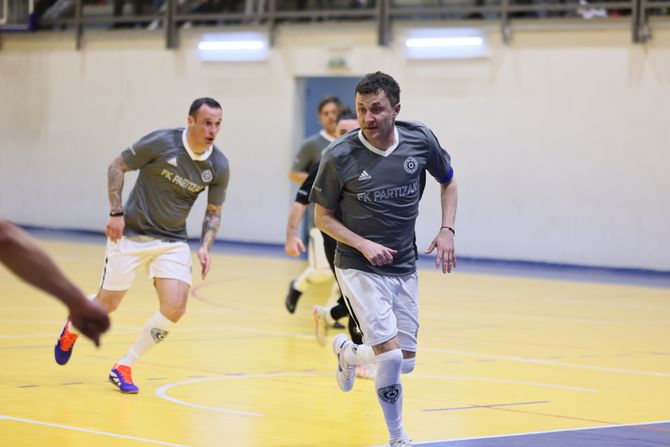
[121,128,230,241]
[291,132,333,173]
[310,121,453,275]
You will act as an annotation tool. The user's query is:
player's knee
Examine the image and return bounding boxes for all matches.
[161,306,186,322]
[97,292,124,313]
[401,357,416,374]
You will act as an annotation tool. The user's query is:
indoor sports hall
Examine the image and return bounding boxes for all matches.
[1,2,668,446]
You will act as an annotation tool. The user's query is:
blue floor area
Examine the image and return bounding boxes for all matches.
[22,225,670,289]
[419,422,670,447]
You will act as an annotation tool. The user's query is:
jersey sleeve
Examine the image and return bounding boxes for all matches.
[121,130,164,171]
[295,163,319,205]
[309,150,342,210]
[207,156,230,206]
[291,140,315,172]
[424,127,454,184]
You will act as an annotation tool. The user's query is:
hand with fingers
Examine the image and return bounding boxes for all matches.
[68,297,110,347]
[198,245,211,280]
[105,215,125,242]
[284,236,306,257]
[359,240,398,267]
[425,227,456,273]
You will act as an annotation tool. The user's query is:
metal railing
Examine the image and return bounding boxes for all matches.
[0,0,34,27]
[15,0,670,49]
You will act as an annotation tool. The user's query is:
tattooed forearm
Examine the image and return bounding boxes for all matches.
[108,156,128,212]
[201,204,222,249]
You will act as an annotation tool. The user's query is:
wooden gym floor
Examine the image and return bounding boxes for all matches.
[0,232,668,447]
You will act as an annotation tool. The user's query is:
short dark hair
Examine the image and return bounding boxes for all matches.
[318,96,342,114]
[337,107,356,122]
[189,97,222,118]
[355,72,400,106]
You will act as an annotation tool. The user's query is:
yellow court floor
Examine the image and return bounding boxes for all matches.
[1,235,669,447]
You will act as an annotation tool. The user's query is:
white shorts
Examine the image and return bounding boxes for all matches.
[335,267,419,352]
[101,236,192,291]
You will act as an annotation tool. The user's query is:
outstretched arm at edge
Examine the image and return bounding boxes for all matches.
[0,220,110,344]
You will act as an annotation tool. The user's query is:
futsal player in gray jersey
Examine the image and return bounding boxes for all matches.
[285,95,343,306]
[53,97,230,394]
[310,72,457,447]
[288,95,342,185]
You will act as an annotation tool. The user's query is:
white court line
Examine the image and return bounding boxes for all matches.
[411,374,598,392]
[0,414,192,447]
[156,372,329,417]
[154,325,668,378]
[166,325,318,341]
[0,319,69,325]
[423,348,670,377]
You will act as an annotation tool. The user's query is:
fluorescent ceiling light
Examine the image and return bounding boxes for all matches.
[406,37,484,48]
[198,41,265,51]
[198,32,268,62]
[404,28,488,60]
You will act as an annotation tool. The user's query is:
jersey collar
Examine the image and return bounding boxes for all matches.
[182,129,213,161]
[319,129,337,143]
[357,127,399,157]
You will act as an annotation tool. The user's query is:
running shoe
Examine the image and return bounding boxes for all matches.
[313,305,329,346]
[332,333,356,392]
[355,362,377,380]
[109,364,139,394]
[284,281,302,314]
[54,321,79,365]
[390,437,413,447]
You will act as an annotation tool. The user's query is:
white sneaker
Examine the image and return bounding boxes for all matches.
[313,305,329,347]
[390,437,412,447]
[355,362,377,380]
[332,333,356,392]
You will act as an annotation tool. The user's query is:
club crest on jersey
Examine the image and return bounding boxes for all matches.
[404,157,418,174]
[201,169,213,183]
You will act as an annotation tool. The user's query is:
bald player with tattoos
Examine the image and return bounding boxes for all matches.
[53,97,230,394]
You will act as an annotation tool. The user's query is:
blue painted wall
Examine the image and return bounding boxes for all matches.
[304,77,359,138]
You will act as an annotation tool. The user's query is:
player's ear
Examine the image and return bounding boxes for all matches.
[393,103,401,117]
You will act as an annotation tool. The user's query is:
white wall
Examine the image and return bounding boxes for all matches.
[0,23,668,270]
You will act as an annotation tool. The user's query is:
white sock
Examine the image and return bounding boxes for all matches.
[117,311,173,367]
[401,357,416,374]
[293,268,313,292]
[375,349,406,441]
[67,294,97,335]
[323,306,335,325]
[343,342,376,365]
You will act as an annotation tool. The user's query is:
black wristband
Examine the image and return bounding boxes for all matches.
[109,211,124,217]
[440,225,455,235]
